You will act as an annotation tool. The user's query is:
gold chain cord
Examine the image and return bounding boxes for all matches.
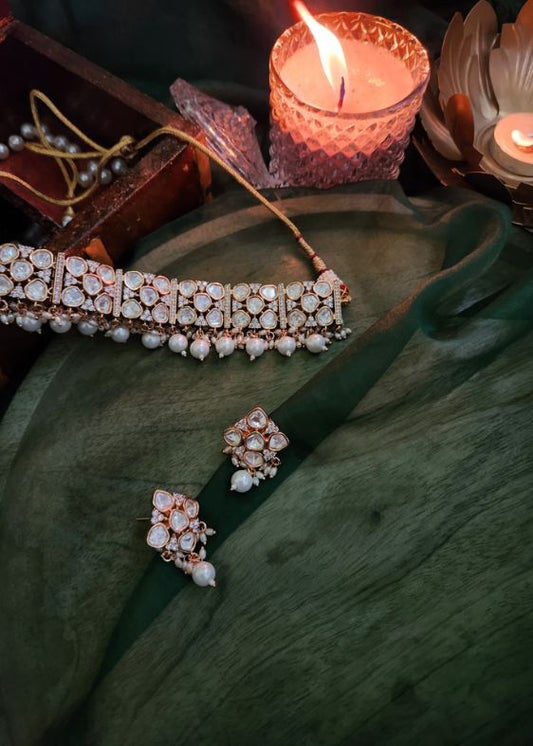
[0,90,350,301]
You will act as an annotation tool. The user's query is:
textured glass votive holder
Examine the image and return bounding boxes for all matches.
[269,12,430,188]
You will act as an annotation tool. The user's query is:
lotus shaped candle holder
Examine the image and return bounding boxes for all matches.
[417,0,533,228]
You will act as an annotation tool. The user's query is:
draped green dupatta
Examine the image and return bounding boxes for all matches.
[1,183,532,745]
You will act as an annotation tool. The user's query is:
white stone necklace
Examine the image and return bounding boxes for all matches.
[0,243,351,360]
[0,90,352,360]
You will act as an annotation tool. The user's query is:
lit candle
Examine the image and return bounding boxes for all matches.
[281,1,414,115]
[269,4,429,187]
[491,113,533,177]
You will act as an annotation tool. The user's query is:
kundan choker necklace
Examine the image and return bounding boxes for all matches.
[0,91,351,361]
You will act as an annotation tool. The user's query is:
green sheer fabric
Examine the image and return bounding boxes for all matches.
[1,183,532,745]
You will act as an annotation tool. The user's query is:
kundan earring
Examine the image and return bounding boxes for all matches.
[223,406,289,493]
[145,488,216,587]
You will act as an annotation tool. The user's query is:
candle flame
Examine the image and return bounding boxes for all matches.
[292,0,348,107]
[511,128,533,153]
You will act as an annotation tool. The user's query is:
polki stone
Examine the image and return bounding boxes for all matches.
[147,523,170,549]
[65,256,87,277]
[25,279,48,302]
[62,286,85,307]
[10,260,32,282]
[153,489,174,512]
[30,249,53,269]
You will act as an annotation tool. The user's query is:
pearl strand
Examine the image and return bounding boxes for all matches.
[0,122,129,224]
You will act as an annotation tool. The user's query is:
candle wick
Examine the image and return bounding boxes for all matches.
[337,76,346,113]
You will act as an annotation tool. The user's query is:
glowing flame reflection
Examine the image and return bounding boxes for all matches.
[511,128,533,153]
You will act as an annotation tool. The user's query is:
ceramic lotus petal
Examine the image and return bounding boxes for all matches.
[420,74,463,160]
[438,0,499,130]
[489,5,533,114]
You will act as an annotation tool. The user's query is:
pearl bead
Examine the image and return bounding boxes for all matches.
[190,338,210,361]
[61,213,73,227]
[110,157,128,175]
[245,337,266,361]
[230,470,253,493]
[99,168,112,185]
[66,143,80,154]
[191,561,216,587]
[40,124,51,136]
[168,333,188,354]
[8,135,24,152]
[45,134,55,145]
[215,336,235,358]
[110,326,130,343]
[0,143,9,160]
[305,333,328,354]
[20,123,36,140]
[17,315,42,333]
[87,160,100,175]
[49,317,72,334]
[53,135,68,151]
[77,320,98,336]
[276,335,296,357]
[77,171,93,188]
[141,332,162,349]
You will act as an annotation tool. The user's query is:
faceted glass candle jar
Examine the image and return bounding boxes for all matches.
[269,12,430,188]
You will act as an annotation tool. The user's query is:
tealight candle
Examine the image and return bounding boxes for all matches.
[269,9,430,187]
[491,113,533,177]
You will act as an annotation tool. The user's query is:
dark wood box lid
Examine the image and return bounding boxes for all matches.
[0,0,11,22]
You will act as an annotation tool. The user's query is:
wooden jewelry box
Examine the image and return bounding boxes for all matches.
[0,0,210,262]
[0,0,210,401]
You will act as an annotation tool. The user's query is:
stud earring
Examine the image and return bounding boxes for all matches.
[223,406,289,493]
[145,488,216,587]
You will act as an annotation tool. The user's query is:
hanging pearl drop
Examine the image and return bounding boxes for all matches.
[215,336,235,358]
[245,337,266,361]
[190,338,210,361]
[17,315,42,333]
[141,332,162,349]
[168,333,188,354]
[305,333,328,354]
[276,336,296,357]
[109,326,130,343]
[191,561,217,587]
[49,317,72,334]
[77,320,99,336]
[230,470,253,493]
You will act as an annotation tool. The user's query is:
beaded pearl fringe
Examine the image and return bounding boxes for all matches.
[0,243,351,361]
